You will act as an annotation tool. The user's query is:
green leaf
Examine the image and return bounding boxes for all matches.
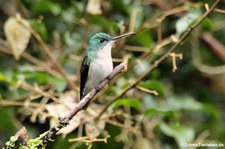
[112,0,131,15]
[166,96,219,120]
[0,108,20,134]
[0,73,10,82]
[61,8,76,23]
[91,16,114,32]
[138,80,166,97]
[132,6,144,30]
[49,77,67,92]
[201,18,214,32]
[202,104,220,120]
[23,72,49,84]
[112,98,142,110]
[167,95,203,111]
[131,31,152,47]
[30,20,48,41]
[144,108,175,118]
[159,122,195,146]
[32,0,61,15]
[64,32,82,49]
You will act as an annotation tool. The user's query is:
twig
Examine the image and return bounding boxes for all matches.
[136,85,159,96]
[107,119,138,132]
[0,100,41,107]
[214,8,225,14]
[191,33,225,75]
[38,62,127,148]
[169,53,183,72]
[19,82,70,109]
[201,32,225,63]
[98,0,221,117]
[69,135,110,144]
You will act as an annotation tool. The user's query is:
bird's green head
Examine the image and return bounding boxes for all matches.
[87,32,112,52]
[87,32,136,52]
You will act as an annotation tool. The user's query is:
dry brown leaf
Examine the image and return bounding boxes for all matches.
[46,91,108,137]
[85,117,106,140]
[132,136,152,149]
[4,16,31,60]
[86,0,102,15]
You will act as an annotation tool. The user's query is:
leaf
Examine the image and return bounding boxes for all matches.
[31,0,61,15]
[85,121,105,139]
[112,98,142,110]
[112,0,130,15]
[175,9,201,37]
[131,30,152,47]
[0,73,10,82]
[23,72,49,84]
[46,96,107,137]
[91,16,114,31]
[134,60,150,76]
[167,95,203,111]
[49,77,67,92]
[144,108,175,118]
[138,80,166,97]
[0,108,20,134]
[64,32,82,49]
[30,19,48,41]
[133,136,151,149]
[86,0,102,15]
[201,18,214,32]
[166,96,219,121]
[17,71,67,92]
[4,16,31,60]
[202,104,220,120]
[131,6,144,30]
[159,122,195,146]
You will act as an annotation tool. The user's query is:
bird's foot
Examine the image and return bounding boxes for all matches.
[106,74,113,80]
[94,85,100,92]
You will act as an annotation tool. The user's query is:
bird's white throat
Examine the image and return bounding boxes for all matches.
[96,41,115,59]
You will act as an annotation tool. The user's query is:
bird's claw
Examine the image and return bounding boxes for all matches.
[94,85,100,92]
[107,74,113,80]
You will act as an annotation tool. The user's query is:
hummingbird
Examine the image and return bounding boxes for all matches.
[80,32,135,99]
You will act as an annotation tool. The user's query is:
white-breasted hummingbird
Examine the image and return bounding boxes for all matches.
[80,32,135,99]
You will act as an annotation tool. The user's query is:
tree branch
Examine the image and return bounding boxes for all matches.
[98,0,221,117]
[201,32,225,63]
[38,62,127,148]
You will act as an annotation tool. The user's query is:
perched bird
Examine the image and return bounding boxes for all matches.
[80,32,135,99]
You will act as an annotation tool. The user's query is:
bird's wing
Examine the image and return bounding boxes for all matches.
[80,55,90,99]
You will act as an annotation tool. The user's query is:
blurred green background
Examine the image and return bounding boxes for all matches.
[0,0,224,148]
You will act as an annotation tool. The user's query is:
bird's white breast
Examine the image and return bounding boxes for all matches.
[84,41,114,94]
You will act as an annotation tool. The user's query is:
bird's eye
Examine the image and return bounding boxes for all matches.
[99,38,106,43]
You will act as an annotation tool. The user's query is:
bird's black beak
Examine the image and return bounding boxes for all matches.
[112,32,136,40]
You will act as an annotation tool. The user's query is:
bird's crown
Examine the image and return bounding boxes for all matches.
[87,32,112,52]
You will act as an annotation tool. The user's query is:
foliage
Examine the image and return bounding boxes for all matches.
[0,0,225,148]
